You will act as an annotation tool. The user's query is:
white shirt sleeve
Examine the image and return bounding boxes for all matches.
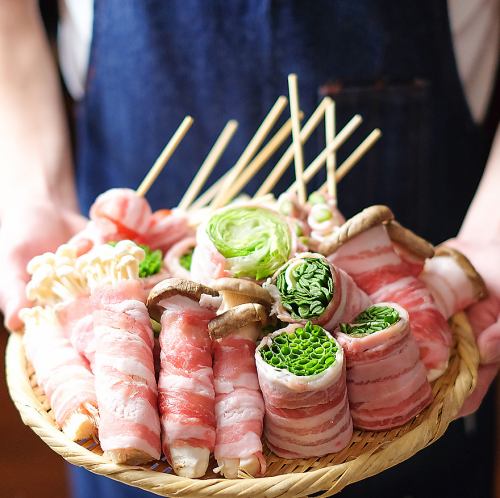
[57,0,94,101]
[448,0,499,123]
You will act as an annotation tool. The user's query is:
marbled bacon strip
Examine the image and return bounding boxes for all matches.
[209,280,270,478]
[81,241,161,464]
[147,279,219,478]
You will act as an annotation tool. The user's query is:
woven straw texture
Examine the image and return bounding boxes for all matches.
[6,313,478,498]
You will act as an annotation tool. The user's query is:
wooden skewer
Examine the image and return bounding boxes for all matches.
[188,170,231,211]
[288,74,307,204]
[177,120,238,210]
[325,98,337,199]
[255,98,330,197]
[211,96,288,208]
[136,116,194,197]
[320,128,382,189]
[222,114,301,204]
[286,114,363,193]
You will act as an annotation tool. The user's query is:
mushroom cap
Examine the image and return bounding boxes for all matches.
[211,278,272,306]
[434,245,488,301]
[319,205,394,255]
[208,302,268,339]
[385,220,435,260]
[147,278,219,321]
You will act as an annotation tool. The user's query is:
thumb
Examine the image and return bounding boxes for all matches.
[466,295,500,364]
[0,256,31,332]
[457,363,499,418]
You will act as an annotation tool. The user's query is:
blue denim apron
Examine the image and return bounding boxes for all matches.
[71,1,495,497]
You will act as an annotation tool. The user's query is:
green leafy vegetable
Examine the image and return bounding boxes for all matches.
[206,206,292,280]
[260,322,337,376]
[179,248,193,271]
[339,305,400,337]
[276,257,334,319]
[139,245,162,278]
[109,241,163,278]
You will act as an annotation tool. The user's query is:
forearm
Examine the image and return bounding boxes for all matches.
[459,125,500,243]
[0,0,77,219]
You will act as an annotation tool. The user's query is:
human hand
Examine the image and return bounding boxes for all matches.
[445,238,500,416]
[0,201,87,331]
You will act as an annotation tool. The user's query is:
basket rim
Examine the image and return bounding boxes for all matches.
[5,313,478,498]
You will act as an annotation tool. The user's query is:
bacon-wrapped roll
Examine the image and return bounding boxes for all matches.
[209,279,270,478]
[256,322,352,459]
[147,279,220,478]
[265,252,371,332]
[20,306,98,441]
[191,205,294,284]
[90,188,152,240]
[79,241,160,464]
[143,209,194,254]
[323,206,452,381]
[25,245,97,366]
[164,237,196,279]
[419,246,487,319]
[306,191,345,248]
[335,303,432,430]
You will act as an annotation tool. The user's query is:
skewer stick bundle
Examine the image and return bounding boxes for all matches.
[222,114,303,205]
[288,74,307,204]
[136,116,194,197]
[320,128,382,189]
[178,120,238,210]
[325,98,337,199]
[286,114,363,193]
[255,97,331,197]
[211,96,288,208]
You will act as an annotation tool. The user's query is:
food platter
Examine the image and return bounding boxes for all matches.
[6,313,478,498]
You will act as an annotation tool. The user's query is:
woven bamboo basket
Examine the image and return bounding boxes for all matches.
[6,312,478,498]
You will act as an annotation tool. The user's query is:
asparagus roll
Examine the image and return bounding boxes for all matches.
[147,279,220,478]
[256,322,352,459]
[21,306,98,441]
[265,252,371,331]
[191,205,294,284]
[335,303,432,430]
